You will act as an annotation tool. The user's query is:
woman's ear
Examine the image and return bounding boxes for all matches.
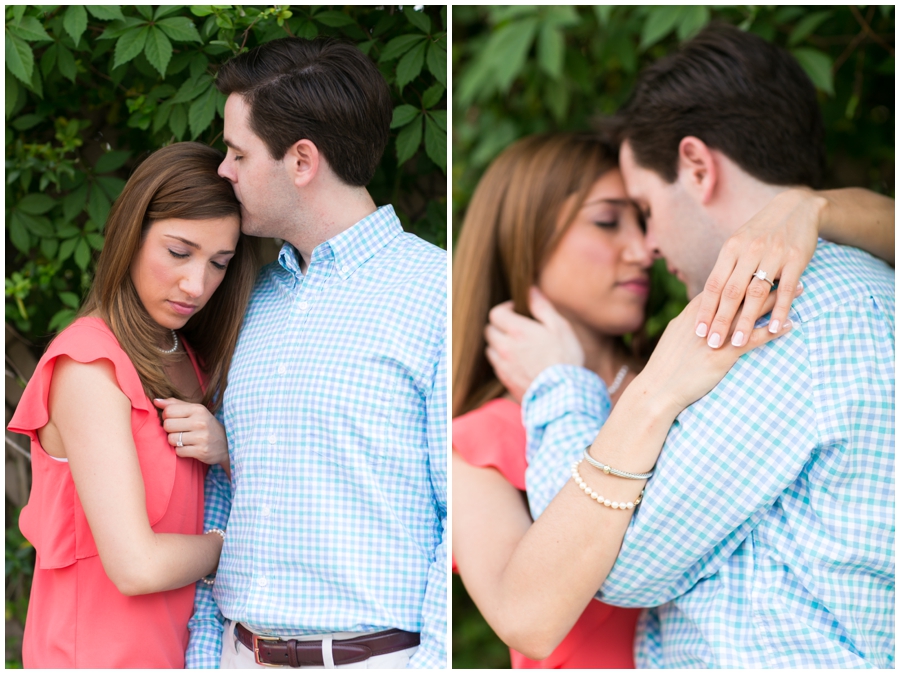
[677,136,718,205]
[285,139,320,188]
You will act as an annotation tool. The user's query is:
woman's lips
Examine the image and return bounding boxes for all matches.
[167,300,198,316]
[617,278,650,296]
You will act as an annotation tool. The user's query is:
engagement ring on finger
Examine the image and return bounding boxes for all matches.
[752,269,775,287]
[177,431,184,447]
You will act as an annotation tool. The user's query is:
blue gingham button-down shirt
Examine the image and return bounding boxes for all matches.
[185,205,447,668]
[523,241,894,668]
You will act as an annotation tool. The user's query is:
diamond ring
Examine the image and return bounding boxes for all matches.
[752,269,774,287]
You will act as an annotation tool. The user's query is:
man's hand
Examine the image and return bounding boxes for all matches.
[695,187,821,349]
[485,287,584,402]
[154,398,230,474]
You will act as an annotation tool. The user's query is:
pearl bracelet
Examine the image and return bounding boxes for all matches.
[571,460,643,510]
[202,528,225,585]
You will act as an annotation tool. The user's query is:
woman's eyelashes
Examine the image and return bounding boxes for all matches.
[168,249,228,270]
[593,219,619,230]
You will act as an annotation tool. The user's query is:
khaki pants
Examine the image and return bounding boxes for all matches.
[219,619,418,669]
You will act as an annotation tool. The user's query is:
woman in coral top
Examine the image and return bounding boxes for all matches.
[7,142,259,668]
[451,133,894,667]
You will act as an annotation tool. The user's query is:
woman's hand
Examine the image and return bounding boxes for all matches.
[485,287,584,402]
[153,398,229,469]
[695,187,820,350]
[639,282,801,419]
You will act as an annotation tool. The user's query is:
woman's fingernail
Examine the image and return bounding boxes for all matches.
[768,319,780,334]
[708,333,721,348]
[696,323,708,337]
[731,331,744,347]
[797,281,803,291]
[783,320,793,330]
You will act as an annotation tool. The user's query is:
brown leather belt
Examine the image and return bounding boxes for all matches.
[235,622,420,667]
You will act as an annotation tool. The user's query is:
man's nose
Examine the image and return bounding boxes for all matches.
[218,157,235,182]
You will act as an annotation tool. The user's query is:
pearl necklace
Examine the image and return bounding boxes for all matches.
[607,364,629,395]
[156,330,179,354]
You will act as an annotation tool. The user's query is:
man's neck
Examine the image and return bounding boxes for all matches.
[709,155,793,237]
[286,185,378,274]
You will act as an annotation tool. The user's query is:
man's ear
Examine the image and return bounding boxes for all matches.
[677,136,717,205]
[285,138,319,188]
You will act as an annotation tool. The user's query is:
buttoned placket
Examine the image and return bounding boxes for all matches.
[249,244,337,603]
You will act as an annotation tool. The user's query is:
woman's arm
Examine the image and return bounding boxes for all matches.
[44,356,222,596]
[451,451,537,647]
[696,186,894,350]
[481,294,793,659]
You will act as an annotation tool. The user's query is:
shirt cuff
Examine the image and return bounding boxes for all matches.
[522,365,611,440]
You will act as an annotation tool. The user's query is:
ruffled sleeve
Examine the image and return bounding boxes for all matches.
[452,398,527,491]
[8,317,179,567]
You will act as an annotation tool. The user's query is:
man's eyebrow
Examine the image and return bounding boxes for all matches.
[164,234,235,255]
[223,138,245,153]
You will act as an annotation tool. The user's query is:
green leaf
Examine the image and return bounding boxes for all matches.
[488,18,539,93]
[396,39,427,92]
[404,6,431,34]
[8,16,52,42]
[537,25,564,78]
[396,117,422,166]
[422,83,445,109]
[41,237,59,259]
[425,40,446,85]
[391,105,420,129]
[294,19,317,40]
[26,61,43,98]
[640,6,682,50]
[144,26,173,77]
[594,6,614,25]
[62,183,88,222]
[9,212,32,252]
[58,236,78,262]
[11,113,43,130]
[96,176,126,200]
[156,16,202,43]
[94,150,130,173]
[40,42,57,79]
[87,183,111,226]
[6,32,35,84]
[788,10,833,46]
[424,114,445,172]
[773,7,805,24]
[85,233,105,251]
[63,5,88,44]
[313,11,355,28]
[18,193,56,214]
[190,6,216,17]
[169,102,187,139]
[677,6,709,41]
[113,26,150,69]
[154,5,183,20]
[56,223,81,238]
[189,53,209,79]
[791,47,834,96]
[86,5,125,20]
[59,291,81,309]
[153,100,173,132]
[17,211,55,237]
[57,43,77,81]
[380,34,425,62]
[429,109,446,132]
[6,73,21,119]
[135,5,153,20]
[543,5,581,28]
[98,16,145,40]
[74,237,91,270]
[171,73,211,103]
[188,83,217,139]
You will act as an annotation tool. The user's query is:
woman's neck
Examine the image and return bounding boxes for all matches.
[571,322,631,391]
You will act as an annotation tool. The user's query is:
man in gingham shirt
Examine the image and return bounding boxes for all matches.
[499,26,893,667]
[184,39,446,668]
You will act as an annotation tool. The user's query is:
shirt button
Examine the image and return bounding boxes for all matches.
[298,301,309,311]
[268,434,277,445]
[261,506,271,518]
[341,264,349,273]
[277,364,287,375]
[257,576,268,587]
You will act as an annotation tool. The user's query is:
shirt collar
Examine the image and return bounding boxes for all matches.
[277,205,403,280]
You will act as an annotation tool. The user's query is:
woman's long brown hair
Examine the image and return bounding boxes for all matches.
[452,133,619,417]
[78,142,260,411]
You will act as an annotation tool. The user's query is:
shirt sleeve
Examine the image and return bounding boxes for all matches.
[185,462,232,668]
[522,365,612,520]
[599,329,817,607]
[407,338,447,669]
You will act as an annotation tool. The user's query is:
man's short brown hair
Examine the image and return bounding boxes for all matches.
[610,23,826,188]
[216,37,393,186]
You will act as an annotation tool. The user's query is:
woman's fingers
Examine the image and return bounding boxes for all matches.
[694,242,740,338]
[706,250,773,348]
[768,269,804,334]
[740,318,794,354]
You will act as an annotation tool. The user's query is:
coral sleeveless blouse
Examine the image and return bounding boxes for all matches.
[7,317,208,668]
[453,398,641,669]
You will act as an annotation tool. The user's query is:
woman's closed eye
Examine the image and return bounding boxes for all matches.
[168,249,190,260]
[593,219,619,230]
